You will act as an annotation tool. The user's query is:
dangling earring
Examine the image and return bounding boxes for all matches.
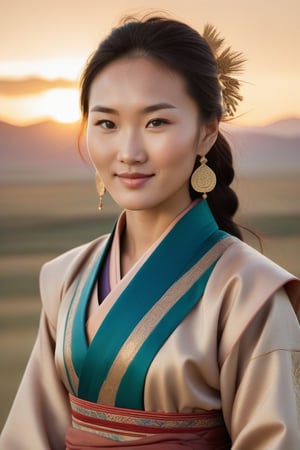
[95,172,106,210]
[191,155,216,199]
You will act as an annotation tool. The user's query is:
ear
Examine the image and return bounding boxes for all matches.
[196,119,219,156]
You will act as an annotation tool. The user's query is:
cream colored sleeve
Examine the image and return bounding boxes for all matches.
[220,288,300,450]
[0,264,71,450]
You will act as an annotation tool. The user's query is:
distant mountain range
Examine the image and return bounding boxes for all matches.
[0,120,90,180]
[0,117,299,180]
[221,118,300,176]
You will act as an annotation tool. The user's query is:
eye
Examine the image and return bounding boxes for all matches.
[95,120,116,129]
[146,118,170,128]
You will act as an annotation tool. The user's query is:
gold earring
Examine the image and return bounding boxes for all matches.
[191,156,216,199]
[95,172,106,210]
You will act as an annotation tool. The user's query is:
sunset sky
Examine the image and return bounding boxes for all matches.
[1,0,299,126]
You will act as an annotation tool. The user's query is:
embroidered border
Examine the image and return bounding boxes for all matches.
[98,237,233,406]
[70,394,225,441]
[291,351,300,428]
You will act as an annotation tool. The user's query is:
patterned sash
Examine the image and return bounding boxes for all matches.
[66,394,231,449]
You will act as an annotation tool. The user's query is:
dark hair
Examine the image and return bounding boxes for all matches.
[80,16,242,239]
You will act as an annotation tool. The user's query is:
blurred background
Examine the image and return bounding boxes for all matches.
[1,0,299,430]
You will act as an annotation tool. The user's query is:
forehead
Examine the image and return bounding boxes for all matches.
[89,56,189,105]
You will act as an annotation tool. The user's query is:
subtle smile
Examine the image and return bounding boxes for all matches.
[116,172,154,188]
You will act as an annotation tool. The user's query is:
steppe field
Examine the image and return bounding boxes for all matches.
[1,176,299,430]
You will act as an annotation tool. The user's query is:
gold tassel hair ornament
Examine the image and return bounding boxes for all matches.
[203,24,246,119]
[95,172,106,211]
[191,156,217,199]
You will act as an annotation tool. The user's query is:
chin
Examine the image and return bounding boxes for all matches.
[122,203,153,212]
[110,194,154,211]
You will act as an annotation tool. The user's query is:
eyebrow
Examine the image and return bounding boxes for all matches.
[143,102,177,113]
[90,102,177,114]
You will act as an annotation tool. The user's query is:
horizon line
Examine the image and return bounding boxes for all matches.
[1,115,300,129]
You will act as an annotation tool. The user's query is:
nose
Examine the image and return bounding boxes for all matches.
[117,128,147,165]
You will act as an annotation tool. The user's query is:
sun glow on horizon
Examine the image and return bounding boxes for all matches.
[0,72,299,127]
[43,89,81,123]
[0,88,81,125]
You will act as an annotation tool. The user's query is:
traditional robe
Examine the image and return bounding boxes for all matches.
[1,201,300,449]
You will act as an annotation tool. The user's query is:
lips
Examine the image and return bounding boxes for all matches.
[117,172,153,179]
[116,172,154,187]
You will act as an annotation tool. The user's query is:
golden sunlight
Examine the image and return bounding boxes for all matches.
[44,88,80,123]
[0,58,83,81]
[0,88,81,125]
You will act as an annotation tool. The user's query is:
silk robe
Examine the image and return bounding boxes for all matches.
[1,202,300,449]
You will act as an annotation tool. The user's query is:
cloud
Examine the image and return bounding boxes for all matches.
[0,78,77,96]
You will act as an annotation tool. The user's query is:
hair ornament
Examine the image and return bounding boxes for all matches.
[203,24,246,118]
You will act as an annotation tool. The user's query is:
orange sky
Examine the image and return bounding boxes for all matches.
[0,0,300,126]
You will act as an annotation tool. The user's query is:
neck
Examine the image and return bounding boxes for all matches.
[120,201,195,276]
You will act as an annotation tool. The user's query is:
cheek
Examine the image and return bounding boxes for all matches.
[86,126,96,160]
[86,130,108,167]
[153,130,197,168]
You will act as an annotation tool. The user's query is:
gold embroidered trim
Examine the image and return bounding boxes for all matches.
[63,244,107,394]
[97,237,234,405]
[291,352,300,428]
[69,394,225,441]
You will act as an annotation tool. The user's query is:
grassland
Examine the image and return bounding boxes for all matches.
[0,176,299,430]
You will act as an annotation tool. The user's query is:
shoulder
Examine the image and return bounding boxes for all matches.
[216,237,300,313]
[214,236,297,288]
[39,235,110,332]
[40,234,109,282]
[207,237,300,361]
[206,236,299,315]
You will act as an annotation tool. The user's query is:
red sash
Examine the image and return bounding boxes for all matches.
[65,394,231,449]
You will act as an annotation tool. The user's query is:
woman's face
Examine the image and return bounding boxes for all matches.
[87,56,216,214]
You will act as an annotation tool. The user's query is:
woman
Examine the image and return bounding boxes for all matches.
[1,16,299,450]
